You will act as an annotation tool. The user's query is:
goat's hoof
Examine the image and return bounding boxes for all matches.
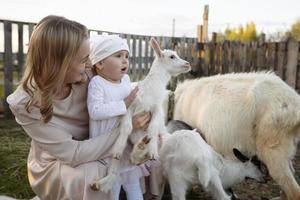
[97,175,115,193]
[99,180,113,193]
[90,182,100,191]
[149,153,159,160]
[113,153,121,160]
[192,184,202,193]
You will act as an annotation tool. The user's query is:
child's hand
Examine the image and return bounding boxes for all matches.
[124,87,139,108]
[132,111,151,130]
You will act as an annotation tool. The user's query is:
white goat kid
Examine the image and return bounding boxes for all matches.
[167,120,268,199]
[173,72,300,200]
[90,38,191,192]
[132,127,267,200]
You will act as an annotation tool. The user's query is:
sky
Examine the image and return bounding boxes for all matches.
[0,0,300,38]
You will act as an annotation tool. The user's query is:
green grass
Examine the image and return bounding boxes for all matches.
[0,84,4,99]
[0,71,3,100]
[0,119,35,199]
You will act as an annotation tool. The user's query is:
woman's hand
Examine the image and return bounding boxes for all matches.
[124,87,139,108]
[132,111,151,130]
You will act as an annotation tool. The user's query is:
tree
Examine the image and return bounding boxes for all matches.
[218,22,258,42]
[243,22,257,41]
[287,19,300,41]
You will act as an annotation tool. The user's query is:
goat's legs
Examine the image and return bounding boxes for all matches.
[203,170,230,200]
[90,158,121,193]
[90,114,132,193]
[258,137,300,200]
[196,160,230,200]
[111,114,133,159]
[147,107,165,160]
[167,172,187,200]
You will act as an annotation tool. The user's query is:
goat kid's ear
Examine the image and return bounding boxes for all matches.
[150,38,163,58]
[251,155,259,163]
[250,155,262,166]
[233,148,249,163]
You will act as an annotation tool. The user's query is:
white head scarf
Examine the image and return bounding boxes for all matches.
[89,34,130,65]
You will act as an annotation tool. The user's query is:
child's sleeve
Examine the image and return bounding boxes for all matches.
[87,78,127,120]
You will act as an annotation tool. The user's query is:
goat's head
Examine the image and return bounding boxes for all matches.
[233,148,270,183]
[150,38,191,76]
[130,135,153,165]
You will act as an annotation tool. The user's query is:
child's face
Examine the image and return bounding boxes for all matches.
[97,50,129,82]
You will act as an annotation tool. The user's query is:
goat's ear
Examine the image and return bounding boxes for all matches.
[250,155,260,165]
[233,148,249,163]
[150,38,162,58]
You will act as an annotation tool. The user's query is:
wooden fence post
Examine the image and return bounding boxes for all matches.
[18,23,24,80]
[208,32,217,75]
[131,37,137,81]
[28,23,34,40]
[221,41,229,73]
[285,38,299,89]
[4,21,13,117]
[276,41,286,79]
[138,36,143,80]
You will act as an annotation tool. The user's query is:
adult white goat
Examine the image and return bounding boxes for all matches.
[90,38,191,192]
[131,120,267,200]
[173,72,300,200]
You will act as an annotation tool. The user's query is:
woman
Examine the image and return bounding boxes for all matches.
[6,15,155,199]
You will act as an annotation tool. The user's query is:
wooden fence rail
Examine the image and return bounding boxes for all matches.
[0,19,299,118]
[195,39,300,91]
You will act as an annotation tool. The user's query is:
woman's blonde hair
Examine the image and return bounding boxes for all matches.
[22,15,88,123]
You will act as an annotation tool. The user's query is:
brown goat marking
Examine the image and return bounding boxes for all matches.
[142,135,151,144]
[137,135,151,150]
[138,143,145,150]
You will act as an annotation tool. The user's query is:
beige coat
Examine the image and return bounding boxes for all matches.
[7,73,164,200]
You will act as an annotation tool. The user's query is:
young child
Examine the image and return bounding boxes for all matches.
[88,34,149,200]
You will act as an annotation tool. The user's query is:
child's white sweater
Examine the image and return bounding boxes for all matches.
[87,74,131,138]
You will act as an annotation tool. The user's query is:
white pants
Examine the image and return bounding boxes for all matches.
[113,178,143,200]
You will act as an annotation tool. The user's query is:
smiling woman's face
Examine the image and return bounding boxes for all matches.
[65,39,90,84]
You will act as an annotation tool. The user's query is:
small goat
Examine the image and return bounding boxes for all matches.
[90,38,191,192]
[131,121,268,200]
